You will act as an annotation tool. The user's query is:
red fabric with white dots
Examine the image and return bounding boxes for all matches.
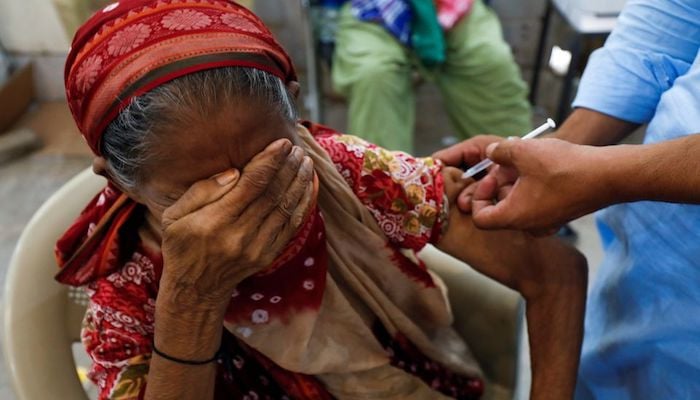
[72,130,482,399]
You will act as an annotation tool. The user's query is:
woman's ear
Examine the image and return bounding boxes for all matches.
[93,156,142,201]
[92,157,108,177]
[287,81,301,99]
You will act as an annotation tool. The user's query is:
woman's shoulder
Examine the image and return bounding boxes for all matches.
[309,124,448,251]
[311,126,442,189]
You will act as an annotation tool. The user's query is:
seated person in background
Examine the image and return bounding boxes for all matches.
[56,1,586,399]
[332,0,532,152]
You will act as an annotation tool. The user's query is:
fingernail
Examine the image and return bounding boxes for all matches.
[281,140,293,153]
[303,156,313,170]
[486,143,498,156]
[215,170,238,186]
[272,139,292,154]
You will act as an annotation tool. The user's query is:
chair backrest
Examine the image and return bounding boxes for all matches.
[420,245,521,400]
[2,168,105,400]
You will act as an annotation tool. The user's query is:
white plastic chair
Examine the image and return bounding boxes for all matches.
[3,168,521,399]
[421,246,522,399]
[3,168,104,400]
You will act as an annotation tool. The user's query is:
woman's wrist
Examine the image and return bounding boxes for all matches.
[157,262,233,312]
[154,287,226,361]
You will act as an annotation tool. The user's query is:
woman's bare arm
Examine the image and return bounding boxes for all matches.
[146,304,223,399]
[437,167,587,400]
[145,140,315,399]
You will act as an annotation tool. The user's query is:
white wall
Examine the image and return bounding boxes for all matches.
[0,0,71,53]
[0,0,72,100]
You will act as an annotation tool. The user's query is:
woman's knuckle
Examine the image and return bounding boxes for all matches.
[292,213,305,229]
[265,184,284,203]
[161,211,177,227]
[241,171,269,191]
[226,230,243,247]
[250,245,266,263]
[277,199,294,218]
[178,188,199,206]
[228,242,244,260]
[299,168,313,184]
[240,247,258,266]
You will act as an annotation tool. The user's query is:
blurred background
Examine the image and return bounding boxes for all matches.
[0,0,631,398]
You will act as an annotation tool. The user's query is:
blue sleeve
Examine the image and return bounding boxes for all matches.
[572,0,700,124]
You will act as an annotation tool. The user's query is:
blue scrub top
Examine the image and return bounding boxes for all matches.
[572,1,700,398]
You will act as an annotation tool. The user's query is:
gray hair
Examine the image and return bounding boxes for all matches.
[101,67,298,190]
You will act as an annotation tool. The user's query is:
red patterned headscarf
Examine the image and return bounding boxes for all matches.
[65,0,296,156]
[57,0,297,285]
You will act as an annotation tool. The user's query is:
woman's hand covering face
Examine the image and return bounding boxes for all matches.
[158,138,315,311]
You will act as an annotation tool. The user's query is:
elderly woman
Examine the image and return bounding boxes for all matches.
[55,1,586,399]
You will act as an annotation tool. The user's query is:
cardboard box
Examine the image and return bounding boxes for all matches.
[0,63,34,134]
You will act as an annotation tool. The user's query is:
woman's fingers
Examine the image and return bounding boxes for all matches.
[433,143,482,169]
[240,146,307,224]
[433,135,505,168]
[163,138,292,229]
[162,169,240,229]
[258,157,314,235]
[255,158,315,262]
[276,156,314,224]
[216,138,293,216]
[457,181,479,213]
[271,182,315,252]
[289,179,316,231]
[471,175,514,229]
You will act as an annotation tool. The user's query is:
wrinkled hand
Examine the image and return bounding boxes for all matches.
[159,139,315,312]
[471,138,608,233]
[433,135,516,212]
[439,167,586,298]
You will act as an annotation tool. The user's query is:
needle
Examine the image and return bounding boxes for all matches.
[462,118,557,179]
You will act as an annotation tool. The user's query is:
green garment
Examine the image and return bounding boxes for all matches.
[408,0,446,66]
[332,0,532,152]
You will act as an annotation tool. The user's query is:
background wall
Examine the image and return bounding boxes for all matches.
[0,0,70,53]
[0,0,114,101]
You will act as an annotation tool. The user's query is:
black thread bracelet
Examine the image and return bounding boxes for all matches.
[152,340,223,365]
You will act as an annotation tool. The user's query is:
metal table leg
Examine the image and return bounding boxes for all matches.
[529,0,553,105]
[556,33,582,123]
[299,0,324,122]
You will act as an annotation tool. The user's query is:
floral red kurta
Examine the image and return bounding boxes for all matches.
[80,130,482,399]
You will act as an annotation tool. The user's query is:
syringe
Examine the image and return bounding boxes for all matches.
[462,118,556,180]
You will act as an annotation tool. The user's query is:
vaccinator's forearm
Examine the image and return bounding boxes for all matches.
[553,108,639,146]
[594,135,700,205]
